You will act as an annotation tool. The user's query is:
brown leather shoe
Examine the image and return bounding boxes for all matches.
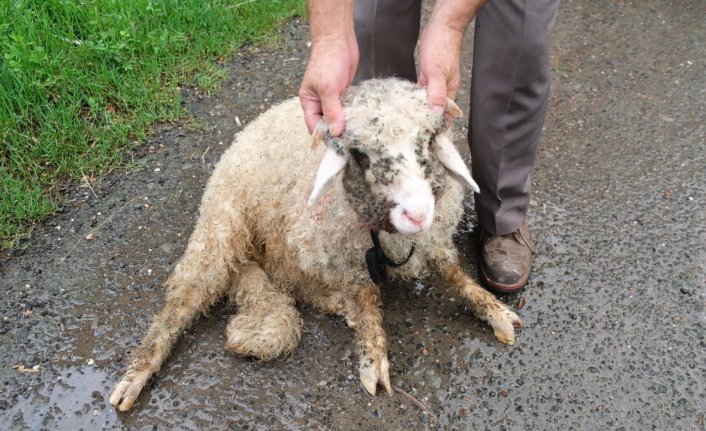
[480,220,535,293]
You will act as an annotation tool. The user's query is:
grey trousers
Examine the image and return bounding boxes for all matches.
[353,0,560,235]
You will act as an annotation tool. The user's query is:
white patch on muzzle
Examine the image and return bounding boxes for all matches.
[389,176,435,236]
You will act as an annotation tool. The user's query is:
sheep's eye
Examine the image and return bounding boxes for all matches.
[350,148,370,170]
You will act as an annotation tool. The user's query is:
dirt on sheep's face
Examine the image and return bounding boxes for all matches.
[341,146,395,232]
[333,79,454,234]
[340,125,449,234]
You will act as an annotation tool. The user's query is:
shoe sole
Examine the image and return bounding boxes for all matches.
[479,264,529,294]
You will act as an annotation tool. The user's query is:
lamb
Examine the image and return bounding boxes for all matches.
[109,78,522,411]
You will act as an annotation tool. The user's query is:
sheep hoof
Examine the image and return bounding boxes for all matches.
[109,370,151,411]
[487,304,523,346]
[359,354,392,396]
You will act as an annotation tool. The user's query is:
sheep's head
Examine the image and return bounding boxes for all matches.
[308,79,479,236]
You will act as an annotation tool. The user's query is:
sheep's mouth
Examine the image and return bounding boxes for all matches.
[360,217,397,234]
[380,218,397,234]
[355,199,399,234]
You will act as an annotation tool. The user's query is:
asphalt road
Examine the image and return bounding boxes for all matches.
[1,0,704,429]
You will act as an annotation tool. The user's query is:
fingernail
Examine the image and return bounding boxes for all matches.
[330,123,343,136]
[432,105,444,113]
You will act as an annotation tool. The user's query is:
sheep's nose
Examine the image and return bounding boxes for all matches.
[403,209,427,227]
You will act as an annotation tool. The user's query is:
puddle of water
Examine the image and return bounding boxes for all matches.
[0,366,121,430]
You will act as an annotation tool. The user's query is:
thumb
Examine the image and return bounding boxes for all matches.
[300,96,323,134]
[425,75,448,113]
[320,94,345,136]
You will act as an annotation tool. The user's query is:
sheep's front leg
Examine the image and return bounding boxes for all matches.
[341,284,392,396]
[445,264,523,345]
[300,284,391,395]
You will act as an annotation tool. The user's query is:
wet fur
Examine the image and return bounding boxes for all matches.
[109,79,522,411]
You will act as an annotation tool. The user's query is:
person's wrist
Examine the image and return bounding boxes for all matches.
[423,21,464,45]
[310,33,354,50]
[426,0,483,34]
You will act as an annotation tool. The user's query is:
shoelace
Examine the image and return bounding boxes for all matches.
[512,229,536,254]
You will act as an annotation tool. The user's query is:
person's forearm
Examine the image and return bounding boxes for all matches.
[427,0,487,33]
[307,0,355,43]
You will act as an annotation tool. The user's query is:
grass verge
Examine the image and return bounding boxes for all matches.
[0,0,304,248]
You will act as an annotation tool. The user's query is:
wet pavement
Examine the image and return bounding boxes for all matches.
[1,0,704,429]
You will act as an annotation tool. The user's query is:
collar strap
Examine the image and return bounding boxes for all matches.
[365,230,416,285]
[369,231,416,267]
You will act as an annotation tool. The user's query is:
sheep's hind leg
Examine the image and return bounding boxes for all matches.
[445,264,523,345]
[225,262,302,360]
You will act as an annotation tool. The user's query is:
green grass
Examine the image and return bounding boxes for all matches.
[0,0,304,248]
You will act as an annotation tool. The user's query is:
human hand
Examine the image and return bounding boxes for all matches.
[299,34,359,137]
[418,21,464,113]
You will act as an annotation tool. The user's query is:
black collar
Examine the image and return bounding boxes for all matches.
[365,230,416,285]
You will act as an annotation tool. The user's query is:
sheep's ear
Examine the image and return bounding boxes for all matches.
[433,134,480,193]
[445,98,463,119]
[308,147,348,206]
